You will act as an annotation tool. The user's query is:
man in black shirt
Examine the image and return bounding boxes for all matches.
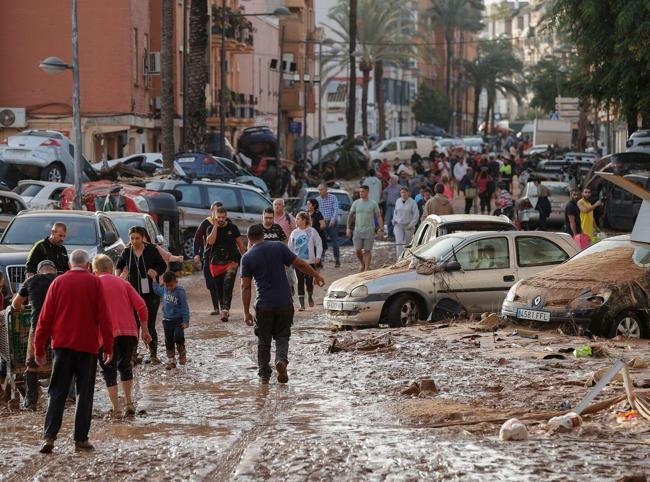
[564,189,582,236]
[26,222,69,276]
[193,202,222,315]
[261,207,287,243]
[12,260,57,410]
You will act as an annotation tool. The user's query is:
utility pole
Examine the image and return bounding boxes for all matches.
[276,25,285,160]
[71,0,82,210]
[219,0,227,157]
[302,35,309,162]
[181,0,188,149]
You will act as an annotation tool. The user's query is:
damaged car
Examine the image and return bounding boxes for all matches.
[325,231,578,328]
[502,235,650,338]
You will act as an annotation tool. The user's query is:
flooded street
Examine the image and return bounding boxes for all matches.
[1,243,649,481]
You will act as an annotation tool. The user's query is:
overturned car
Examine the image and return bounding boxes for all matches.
[502,235,650,338]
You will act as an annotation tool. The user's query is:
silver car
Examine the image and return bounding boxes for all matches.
[286,187,352,232]
[520,181,570,225]
[325,231,579,328]
[0,191,27,233]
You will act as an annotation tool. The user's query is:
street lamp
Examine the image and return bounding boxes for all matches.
[217,3,291,158]
[39,0,83,210]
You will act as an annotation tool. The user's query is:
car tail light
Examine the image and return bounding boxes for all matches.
[0,138,7,145]
[40,139,61,147]
[202,156,216,165]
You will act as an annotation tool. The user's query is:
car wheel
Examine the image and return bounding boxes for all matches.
[182,230,196,259]
[609,311,646,339]
[41,163,66,183]
[386,294,421,328]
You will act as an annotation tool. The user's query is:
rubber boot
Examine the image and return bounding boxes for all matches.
[209,289,220,315]
[298,296,305,311]
[177,344,187,365]
[165,350,176,370]
[149,346,161,365]
[308,292,315,308]
[24,371,39,410]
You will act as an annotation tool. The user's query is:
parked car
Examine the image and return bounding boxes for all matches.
[307,135,370,169]
[625,129,650,154]
[0,191,27,233]
[103,212,167,247]
[519,181,570,226]
[524,144,549,157]
[369,136,434,163]
[325,231,579,328]
[434,138,465,156]
[206,132,235,160]
[0,130,98,184]
[12,180,71,209]
[285,188,353,233]
[461,136,485,154]
[173,152,239,180]
[0,210,124,297]
[533,159,593,182]
[601,172,650,232]
[502,235,649,338]
[400,214,515,260]
[563,152,598,163]
[146,179,272,258]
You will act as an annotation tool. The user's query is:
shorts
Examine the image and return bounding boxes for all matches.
[99,336,138,387]
[353,232,375,251]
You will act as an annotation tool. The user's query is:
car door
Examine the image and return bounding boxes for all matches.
[98,216,125,262]
[334,192,352,228]
[205,185,245,227]
[175,183,206,230]
[439,236,516,313]
[608,185,635,231]
[240,189,272,231]
[399,140,417,161]
[514,235,571,281]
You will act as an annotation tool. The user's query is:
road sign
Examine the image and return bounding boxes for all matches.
[288,121,302,135]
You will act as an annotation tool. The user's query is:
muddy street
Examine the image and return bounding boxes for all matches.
[1,243,649,481]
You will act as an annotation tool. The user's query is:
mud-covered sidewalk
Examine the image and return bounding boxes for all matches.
[0,243,649,481]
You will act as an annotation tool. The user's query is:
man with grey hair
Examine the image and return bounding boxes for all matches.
[273,198,296,239]
[35,249,113,453]
[317,183,340,267]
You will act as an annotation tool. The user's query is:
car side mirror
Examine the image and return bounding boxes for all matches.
[103,231,118,246]
[155,234,166,245]
[445,261,461,272]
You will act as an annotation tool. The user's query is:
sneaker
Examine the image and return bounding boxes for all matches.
[75,440,95,451]
[275,361,289,384]
[39,438,55,454]
[220,310,229,323]
[149,356,161,365]
[166,360,176,370]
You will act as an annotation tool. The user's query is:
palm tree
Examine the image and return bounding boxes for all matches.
[347,0,358,142]
[185,0,208,152]
[427,0,484,98]
[160,0,175,170]
[325,0,413,139]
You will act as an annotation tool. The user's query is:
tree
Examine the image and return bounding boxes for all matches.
[347,0,357,141]
[526,59,574,114]
[412,83,452,128]
[326,0,412,139]
[160,0,175,170]
[185,0,209,152]
[427,0,484,98]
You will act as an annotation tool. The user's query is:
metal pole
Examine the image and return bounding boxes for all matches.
[71,0,82,210]
[182,0,188,149]
[317,43,323,174]
[219,0,227,157]
[276,25,285,160]
[302,36,308,162]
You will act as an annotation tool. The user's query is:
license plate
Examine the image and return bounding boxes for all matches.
[517,308,550,322]
[326,300,343,311]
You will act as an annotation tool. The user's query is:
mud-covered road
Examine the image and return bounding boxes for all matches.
[1,243,649,481]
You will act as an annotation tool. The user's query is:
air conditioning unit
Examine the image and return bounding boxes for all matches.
[0,108,27,128]
[147,52,161,75]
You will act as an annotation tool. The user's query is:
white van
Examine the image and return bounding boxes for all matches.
[368,136,433,163]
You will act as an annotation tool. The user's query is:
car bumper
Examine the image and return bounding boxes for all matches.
[501,300,601,325]
[324,297,384,326]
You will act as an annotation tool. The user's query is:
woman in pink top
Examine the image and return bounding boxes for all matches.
[92,254,151,417]
[441,175,454,200]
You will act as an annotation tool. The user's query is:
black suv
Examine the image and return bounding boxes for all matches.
[0,210,124,303]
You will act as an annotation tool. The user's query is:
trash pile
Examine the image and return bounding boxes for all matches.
[327,333,394,353]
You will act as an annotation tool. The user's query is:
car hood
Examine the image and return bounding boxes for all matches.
[514,246,646,308]
[0,244,98,264]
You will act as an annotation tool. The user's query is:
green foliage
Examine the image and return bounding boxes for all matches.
[526,58,576,114]
[335,141,363,179]
[412,84,452,127]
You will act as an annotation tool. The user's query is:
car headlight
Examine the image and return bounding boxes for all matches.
[585,289,612,306]
[505,280,522,302]
[349,285,368,298]
[132,195,149,212]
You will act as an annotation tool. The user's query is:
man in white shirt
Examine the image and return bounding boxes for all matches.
[453,157,468,189]
[392,187,420,259]
[363,169,382,204]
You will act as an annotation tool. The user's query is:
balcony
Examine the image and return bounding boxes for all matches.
[284,0,306,8]
[207,91,258,128]
[281,17,306,46]
[211,6,255,53]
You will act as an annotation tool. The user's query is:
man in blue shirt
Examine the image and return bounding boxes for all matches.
[241,225,324,384]
[317,183,340,267]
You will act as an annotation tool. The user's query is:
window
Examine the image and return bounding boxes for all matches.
[400,140,417,150]
[516,236,569,267]
[415,223,431,246]
[99,217,117,238]
[143,33,149,87]
[132,28,139,86]
[2,217,98,246]
[176,185,202,207]
[455,237,510,271]
[0,197,21,216]
[206,186,240,212]
[49,188,65,201]
[241,190,270,215]
[381,142,397,153]
[14,184,43,197]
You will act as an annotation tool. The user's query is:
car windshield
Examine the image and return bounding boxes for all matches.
[1,217,98,246]
[412,235,464,262]
[570,238,630,261]
[13,184,43,197]
[370,141,385,151]
[109,216,145,242]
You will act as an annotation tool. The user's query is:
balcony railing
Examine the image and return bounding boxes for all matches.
[209,90,258,119]
[211,6,255,47]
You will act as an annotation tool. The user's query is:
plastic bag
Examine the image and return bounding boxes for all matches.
[573,233,591,250]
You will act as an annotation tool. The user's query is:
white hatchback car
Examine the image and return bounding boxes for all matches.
[325,231,579,328]
[13,180,72,209]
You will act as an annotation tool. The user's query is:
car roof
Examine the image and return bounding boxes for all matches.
[424,214,513,225]
[438,230,570,243]
[0,191,27,202]
[17,209,102,218]
[526,180,569,187]
[304,187,350,196]
[157,179,262,192]
[17,180,71,187]
[102,212,150,219]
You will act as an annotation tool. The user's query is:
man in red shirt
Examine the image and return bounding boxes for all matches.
[34,249,113,454]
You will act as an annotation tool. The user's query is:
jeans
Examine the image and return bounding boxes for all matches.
[214,266,238,311]
[44,348,97,442]
[323,224,340,263]
[163,318,186,354]
[464,198,474,214]
[140,294,160,356]
[254,304,294,378]
[393,223,414,259]
[203,259,220,311]
[385,206,395,238]
[99,336,137,387]
[479,192,491,214]
[296,265,315,297]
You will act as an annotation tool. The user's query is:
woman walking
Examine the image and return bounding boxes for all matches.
[476,168,494,214]
[288,212,323,311]
[116,226,167,364]
[306,198,327,258]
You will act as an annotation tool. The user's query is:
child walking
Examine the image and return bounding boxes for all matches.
[153,272,190,369]
[288,212,323,311]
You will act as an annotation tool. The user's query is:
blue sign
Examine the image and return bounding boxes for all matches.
[288,121,302,135]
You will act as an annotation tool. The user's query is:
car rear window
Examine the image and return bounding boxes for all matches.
[436,221,515,236]
[1,217,98,246]
[14,184,43,197]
